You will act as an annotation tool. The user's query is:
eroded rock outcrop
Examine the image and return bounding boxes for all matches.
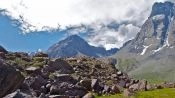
[0,60,24,97]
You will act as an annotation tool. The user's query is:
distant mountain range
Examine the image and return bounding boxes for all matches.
[47,35,118,58]
[116,1,175,81]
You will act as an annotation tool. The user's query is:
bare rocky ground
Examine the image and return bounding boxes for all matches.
[0,49,175,98]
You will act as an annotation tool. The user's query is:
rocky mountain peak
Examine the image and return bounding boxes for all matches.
[128,1,175,56]
[116,2,175,81]
[47,35,118,58]
[65,35,86,43]
[150,1,174,17]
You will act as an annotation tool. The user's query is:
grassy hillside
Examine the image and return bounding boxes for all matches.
[96,88,175,98]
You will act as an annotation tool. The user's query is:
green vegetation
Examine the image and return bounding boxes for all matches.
[33,57,45,62]
[129,64,175,83]
[95,94,123,98]
[31,57,47,67]
[96,88,175,98]
[116,58,138,72]
[131,72,165,84]
[135,88,175,98]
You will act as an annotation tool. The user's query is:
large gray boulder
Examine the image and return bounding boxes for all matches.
[3,90,35,98]
[50,82,87,97]
[43,59,74,74]
[0,60,24,97]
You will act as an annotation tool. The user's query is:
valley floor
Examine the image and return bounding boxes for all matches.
[96,88,175,98]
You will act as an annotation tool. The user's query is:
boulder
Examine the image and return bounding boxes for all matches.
[102,85,110,94]
[91,79,103,93]
[129,84,139,91]
[43,59,74,74]
[24,75,47,91]
[49,95,69,98]
[117,71,123,76]
[146,84,154,91]
[123,89,135,97]
[50,82,87,97]
[91,79,98,89]
[3,90,34,98]
[155,84,163,89]
[163,82,175,88]
[0,52,6,59]
[25,66,41,74]
[111,85,120,94]
[111,74,117,79]
[54,74,77,84]
[138,80,147,91]
[34,52,48,57]
[80,79,92,91]
[82,93,94,98]
[118,80,126,87]
[129,80,148,91]
[0,61,24,97]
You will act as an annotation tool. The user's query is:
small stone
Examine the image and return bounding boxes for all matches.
[117,71,123,76]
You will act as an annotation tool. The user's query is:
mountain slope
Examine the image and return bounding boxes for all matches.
[116,1,175,82]
[0,45,7,53]
[47,35,118,58]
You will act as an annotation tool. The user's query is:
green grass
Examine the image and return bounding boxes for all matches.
[95,94,124,98]
[116,58,138,72]
[96,88,175,98]
[131,72,164,84]
[135,88,175,98]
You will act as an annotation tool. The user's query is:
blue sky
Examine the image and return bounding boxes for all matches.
[0,14,65,52]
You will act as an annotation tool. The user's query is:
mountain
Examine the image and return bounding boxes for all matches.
[47,35,118,58]
[0,45,7,54]
[116,1,175,81]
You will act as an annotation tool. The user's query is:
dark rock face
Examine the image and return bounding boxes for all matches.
[47,35,118,58]
[0,60,24,98]
[117,1,175,56]
[0,45,7,54]
[150,2,174,17]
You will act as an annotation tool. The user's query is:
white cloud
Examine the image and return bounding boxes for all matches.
[0,0,173,49]
[0,0,158,32]
[87,23,140,49]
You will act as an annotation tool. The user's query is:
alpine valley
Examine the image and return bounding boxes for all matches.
[1,1,175,98]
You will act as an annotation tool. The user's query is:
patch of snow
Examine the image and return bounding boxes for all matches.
[165,35,170,47]
[170,46,174,48]
[140,44,152,55]
[153,47,163,53]
[152,14,165,20]
[37,49,42,52]
[152,44,166,54]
